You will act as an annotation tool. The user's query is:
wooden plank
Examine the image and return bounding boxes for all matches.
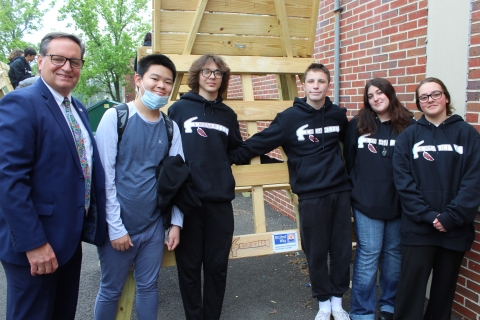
[160,12,310,38]
[232,163,290,187]
[159,0,314,18]
[307,0,321,57]
[182,0,209,55]
[170,72,184,101]
[252,186,266,233]
[274,0,293,58]
[135,52,316,74]
[152,0,161,53]
[115,270,135,320]
[146,34,309,57]
[235,183,291,192]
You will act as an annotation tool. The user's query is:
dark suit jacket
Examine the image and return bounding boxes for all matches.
[0,79,107,266]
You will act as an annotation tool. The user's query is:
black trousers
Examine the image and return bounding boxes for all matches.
[175,201,234,320]
[1,242,82,320]
[393,245,465,320]
[299,191,352,301]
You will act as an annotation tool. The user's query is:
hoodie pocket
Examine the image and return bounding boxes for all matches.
[290,152,348,193]
[189,160,235,200]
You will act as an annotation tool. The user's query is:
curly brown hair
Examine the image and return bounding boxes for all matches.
[358,78,413,135]
[187,55,231,97]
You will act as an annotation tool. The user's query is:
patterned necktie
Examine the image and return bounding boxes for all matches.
[63,97,91,212]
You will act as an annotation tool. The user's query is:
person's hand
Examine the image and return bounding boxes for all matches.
[433,218,446,232]
[26,243,58,276]
[166,226,180,251]
[111,234,134,251]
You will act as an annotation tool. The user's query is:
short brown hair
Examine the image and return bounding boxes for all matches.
[187,55,231,97]
[303,63,330,84]
[415,77,454,116]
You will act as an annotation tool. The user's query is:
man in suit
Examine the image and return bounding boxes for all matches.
[0,32,107,320]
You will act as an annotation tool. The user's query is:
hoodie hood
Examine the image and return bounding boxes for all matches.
[180,91,225,115]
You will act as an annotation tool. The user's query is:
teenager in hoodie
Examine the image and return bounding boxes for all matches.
[168,55,242,320]
[392,78,480,320]
[344,78,414,320]
[228,63,351,320]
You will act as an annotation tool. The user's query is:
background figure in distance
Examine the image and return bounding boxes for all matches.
[344,78,415,320]
[392,77,480,320]
[133,32,152,73]
[7,48,24,64]
[0,32,107,320]
[169,54,242,320]
[8,46,36,88]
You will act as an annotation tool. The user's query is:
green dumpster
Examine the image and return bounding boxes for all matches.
[87,99,121,133]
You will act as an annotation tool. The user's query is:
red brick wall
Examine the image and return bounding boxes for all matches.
[453,2,480,318]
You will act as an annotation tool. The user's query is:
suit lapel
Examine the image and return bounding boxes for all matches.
[37,81,83,172]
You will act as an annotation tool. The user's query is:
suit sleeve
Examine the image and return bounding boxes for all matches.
[0,93,48,252]
[392,131,440,225]
[228,113,287,165]
[438,132,480,231]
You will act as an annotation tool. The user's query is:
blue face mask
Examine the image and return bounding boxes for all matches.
[141,82,169,110]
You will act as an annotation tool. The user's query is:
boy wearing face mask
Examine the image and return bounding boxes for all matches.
[93,54,184,320]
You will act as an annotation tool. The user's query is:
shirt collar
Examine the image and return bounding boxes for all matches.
[41,78,72,107]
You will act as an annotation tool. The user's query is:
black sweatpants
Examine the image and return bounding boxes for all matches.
[299,191,352,301]
[175,201,234,320]
[393,245,465,320]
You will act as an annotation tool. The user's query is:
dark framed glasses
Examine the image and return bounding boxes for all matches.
[201,69,223,79]
[44,54,85,69]
[418,91,443,103]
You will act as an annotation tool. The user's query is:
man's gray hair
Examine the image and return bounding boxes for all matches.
[39,32,85,58]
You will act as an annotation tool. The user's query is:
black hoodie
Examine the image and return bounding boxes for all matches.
[344,116,415,220]
[228,96,350,200]
[168,92,243,202]
[393,114,480,252]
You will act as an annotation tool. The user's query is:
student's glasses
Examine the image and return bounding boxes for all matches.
[44,54,85,69]
[418,91,443,103]
[201,69,223,79]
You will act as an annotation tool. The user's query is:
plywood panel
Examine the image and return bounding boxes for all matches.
[232,163,290,187]
[161,12,310,38]
[160,0,314,18]
[152,34,309,57]
[137,51,316,74]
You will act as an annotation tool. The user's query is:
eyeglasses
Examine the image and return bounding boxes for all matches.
[201,69,223,79]
[418,90,443,103]
[44,54,85,69]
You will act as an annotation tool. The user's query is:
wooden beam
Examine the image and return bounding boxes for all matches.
[152,0,162,53]
[307,0,321,57]
[232,163,290,187]
[274,0,293,58]
[161,229,303,267]
[170,73,184,101]
[183,0,209,55]
[115,270,135,320]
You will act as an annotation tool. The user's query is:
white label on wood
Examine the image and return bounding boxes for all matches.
[272,231,299,253]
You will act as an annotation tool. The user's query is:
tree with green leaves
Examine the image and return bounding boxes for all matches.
[0,0,52,63]
[59,0,150,102]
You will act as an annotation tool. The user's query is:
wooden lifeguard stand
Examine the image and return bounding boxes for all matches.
[116,1,319,318]
[0,62,14,98]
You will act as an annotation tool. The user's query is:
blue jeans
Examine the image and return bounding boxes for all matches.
[350,208,401,320]
[94,217,165,320]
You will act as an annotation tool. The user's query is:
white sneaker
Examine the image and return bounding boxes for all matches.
[331,309,350,320]
[315,309,331,320]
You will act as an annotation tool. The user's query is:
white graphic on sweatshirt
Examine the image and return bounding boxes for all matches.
[296,124,339,141]
[184,117,229,136]
[412,140,463,159]
[357,134,396,148]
